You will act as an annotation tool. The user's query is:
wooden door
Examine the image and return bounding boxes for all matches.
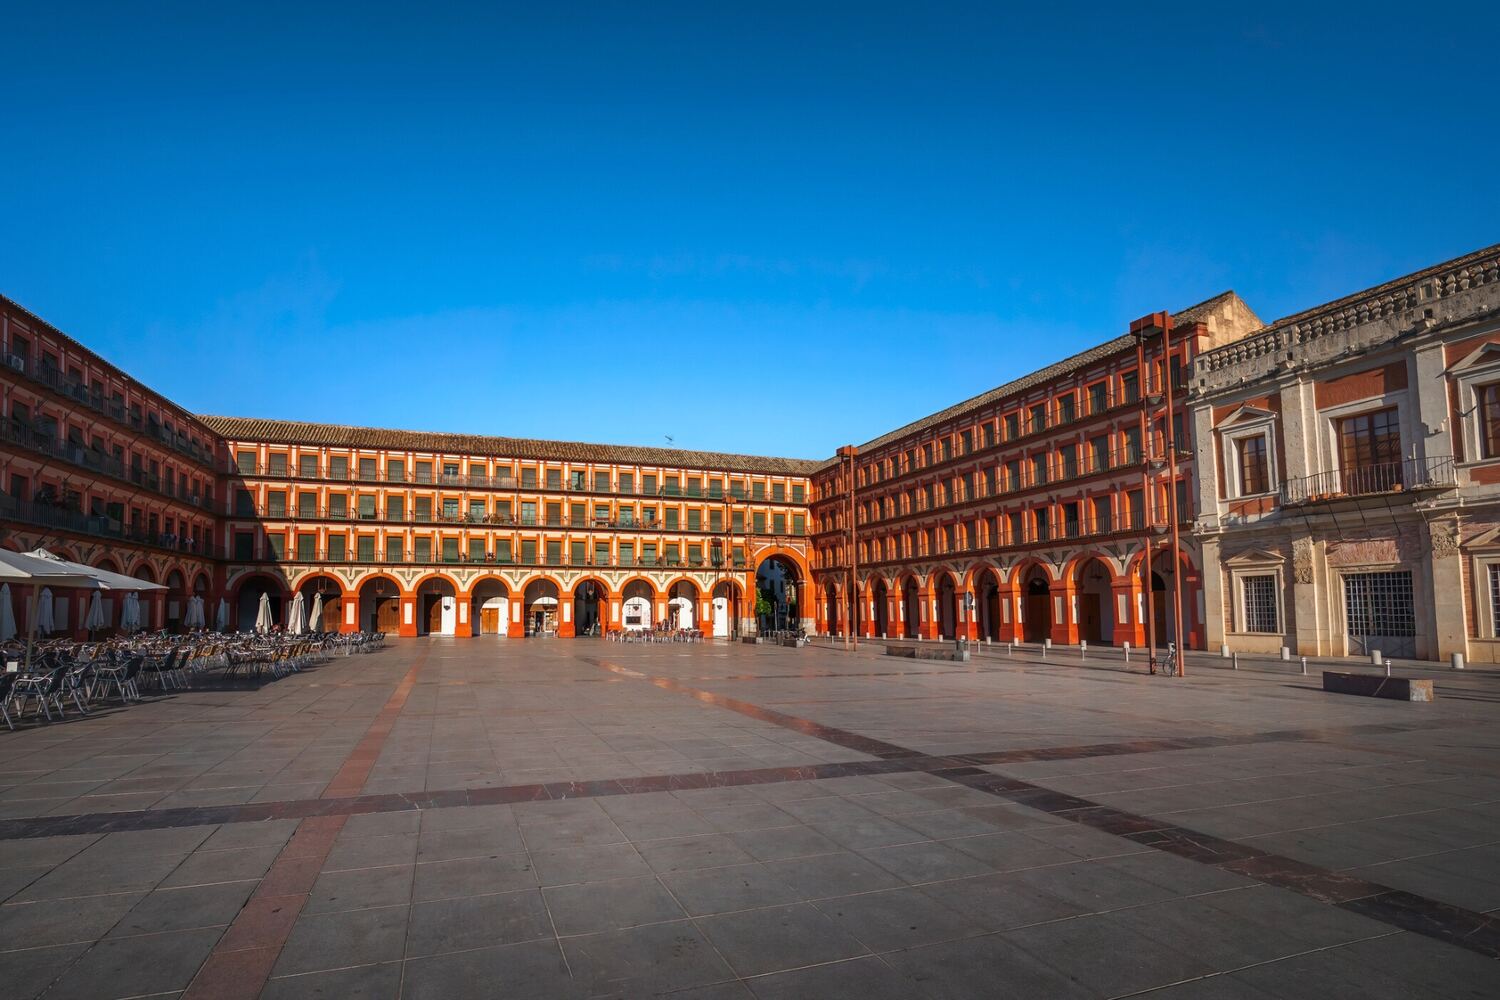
[481,608,499,634]
[322,600,341,633]
[1024,595,1050,643]
[426,597,443,634]
[375,598,400,632]
[1079,593,1102,644]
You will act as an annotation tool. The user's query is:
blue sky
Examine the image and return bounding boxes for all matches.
[2,3,1496,459]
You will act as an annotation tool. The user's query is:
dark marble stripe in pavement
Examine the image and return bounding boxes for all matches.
[586,654,1500,961]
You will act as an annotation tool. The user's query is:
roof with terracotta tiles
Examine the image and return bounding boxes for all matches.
[198,415,823,476]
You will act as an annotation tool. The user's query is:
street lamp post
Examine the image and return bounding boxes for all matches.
[837,445,859,651]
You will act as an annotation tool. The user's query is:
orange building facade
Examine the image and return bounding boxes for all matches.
[0,296,220,636]
[209,419,817,638]
[808,294,1263,651]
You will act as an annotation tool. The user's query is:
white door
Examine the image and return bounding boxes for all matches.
[712,597,729,637]
[439,596,457,636]
[670,596,695,629]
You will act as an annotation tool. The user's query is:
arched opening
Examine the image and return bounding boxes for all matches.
[823,583,839,635]
[471,579,511,637]
[976,568,1002,642]
[192,573,211,595]
[236,575,287,632]
[935,573,957,640]
[846,587,862,637]
[756,556,801,633]
[1074,558,1114,645]
[523,579,560,637]
[1148,550,1193,653]
[570,579,604,637]
[901,577,920,638]
[358,577,401,634]
[1022,571,1052,643]
[710,581,741,639]
[621,579,654,631]
[165,570,187,630]
[95,558,119,574]
[297,574,345,633]
[872,580,889,637]
[667,580,699,630]
[417,577,458,636]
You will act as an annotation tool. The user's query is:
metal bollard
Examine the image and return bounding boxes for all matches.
[1386,661,1392,678]
[1081,640,1087,661]
[1041,643,1046,659]
[1300,656,1307,676]
[1232,652,1238,670]
[1123,641,1130,664]
[1007,641,1013,657]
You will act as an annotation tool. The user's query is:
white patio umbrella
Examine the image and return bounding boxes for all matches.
[120,592,142,632]
[0,550,100,674]
[215,598,229,632]
[23,549,167,594]
[0,583,15,642]
[180,595,200,630]
[255,592,273,633]
[84,590,106,633]
[189,595,206,629]
[35,588,55,635]
[308,592,324,634]
[287,592,306,635]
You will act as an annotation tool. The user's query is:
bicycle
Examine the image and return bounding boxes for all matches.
[1156,642,1179,677]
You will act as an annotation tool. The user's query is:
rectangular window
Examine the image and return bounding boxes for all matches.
[330,455,349,479]
[234,532,254,560]
[470,538,486,562]
[792,513,806,535]
[619,472,634,493]
[1008,512,1024,543]
[1056,395,1076,424]
[328,534,347,561]
[571,540,586,565]
[386,537,403,562]
[619,542,634,566]
[521,467,537,488]
[519,539,536,563]
[1242,575,1279,633]
[413,496,431,521]
[546,468,562,490]
[442,538,460,562]
[1337,407,1402,493]
[1033,507,1049,540]
[1343,571,1415,653]
[268,453,288,476]
[1237,435,1269,495]
[642,473,657,494]
[1062,502,1080,538]
[236,451,256,474]
[386,459,405,482]
[594,542,610,566]
[358,458,377,481]
[495,539,511,562]
[296,534,315,560]
[594,470,611,491]
[752,481,766,500]
[299,454,318,478]
[687,509,701,530]
[664,508,679,529]
[472,500,488,522]
[267,535,285,559]
[773,512,786,534]
[298,492,316,518]
[752,512,766,534]
[1091,495,1112,533]
[791,484,805,503]
[414,460,432,483]
[414,537,432,561]
[266,491,286,517]
[1480,384,1500,458]
[329,494,348,517]
[359,495,377,519]
[709,508,723,532]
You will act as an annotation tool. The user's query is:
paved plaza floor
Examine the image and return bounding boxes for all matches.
[2,638,1499,999]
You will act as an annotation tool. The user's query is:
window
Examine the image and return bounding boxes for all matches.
[386,537,403,562]
[1004,414,1019,440]
[1481,384,1500,458]
[236,451,255,474]
[1056,395,1076,424]
[1241,575,1279,633]
[1337,407,1402,493]
[358,458,377,481]
[268,453,288,476]
[299,455,318,478]
[387,459,405,482]
[594,470,611,491]
[414,537,432,561]
[1343,571,1415,656]
[1237,435,1269,495]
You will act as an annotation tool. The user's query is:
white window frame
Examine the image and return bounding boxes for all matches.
[1221,419,1278,500]
[1230,564,1285,635]
[1451,352,1500,464]
[1317,392,1409,488]
[1472,553,1500,638]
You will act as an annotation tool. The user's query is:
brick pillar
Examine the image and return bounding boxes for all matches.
[919,585,936,639]
[557,594,575,637]
[1049,580,1076,646]
[399,593,418,637]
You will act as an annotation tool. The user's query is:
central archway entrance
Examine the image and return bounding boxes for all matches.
[417,578,457,636]
[901,577,920,638]
[667,581,699,630]
[935,573,958,640]
[1022,571,1051,643]
[471,579,510,637]
[359,577,401,634]
[524,579,559,636]
[1075,558,1114,644]
[710,580,741,638]
[236,575,287,632]
[573,579,605,637]
[756,556,800,633]
[621,580,654,631]
[297,574,345,633]
[976,568,1002,642]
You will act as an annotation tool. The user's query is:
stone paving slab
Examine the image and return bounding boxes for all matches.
[1,637,1498,997]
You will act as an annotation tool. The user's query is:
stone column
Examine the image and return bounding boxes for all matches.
[1199,536,1226,651]
[1426,517,1468,660]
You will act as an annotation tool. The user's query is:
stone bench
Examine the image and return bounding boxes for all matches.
[885,644,971,662]
[1321,671,1434,702]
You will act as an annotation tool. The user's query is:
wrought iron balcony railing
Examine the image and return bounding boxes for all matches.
[1279,455,1457,505]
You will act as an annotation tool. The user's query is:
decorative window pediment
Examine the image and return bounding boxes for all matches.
[1448,341,1500,376]
[1217,404,1277,430]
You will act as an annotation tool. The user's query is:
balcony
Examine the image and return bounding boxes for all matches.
[1,419,216,512]
[0,494,213,556]
[1280,455,1457,506]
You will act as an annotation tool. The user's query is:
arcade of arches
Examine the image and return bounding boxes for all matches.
[214,559,810,639]
[815,552,1202,650]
